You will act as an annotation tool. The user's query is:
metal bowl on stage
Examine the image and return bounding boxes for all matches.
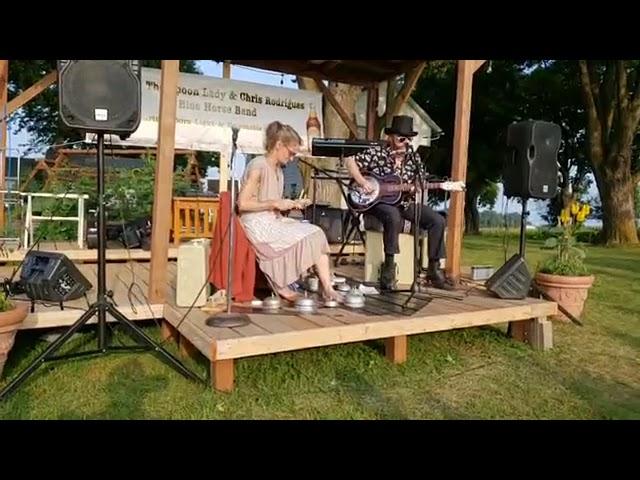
[262,295,281,311]
[295,295,316,313]
[336,283,351,292]
[344,287,365,309]
[324,299,339,308]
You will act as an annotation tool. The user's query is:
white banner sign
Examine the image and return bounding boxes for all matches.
[87,67,324,155]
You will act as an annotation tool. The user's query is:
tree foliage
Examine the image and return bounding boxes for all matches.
[413,60,528,233]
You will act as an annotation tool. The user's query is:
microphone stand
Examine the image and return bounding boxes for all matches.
[384,144,427,306]
[206,127,251,328]
[297,156,366,266]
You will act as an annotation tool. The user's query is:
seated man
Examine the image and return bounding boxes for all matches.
[345,115,452,291]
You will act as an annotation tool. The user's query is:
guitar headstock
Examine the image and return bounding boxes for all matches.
[441,181,466,191]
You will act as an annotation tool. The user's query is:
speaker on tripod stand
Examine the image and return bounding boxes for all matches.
[486,120,560,300]
[0,61,202,401]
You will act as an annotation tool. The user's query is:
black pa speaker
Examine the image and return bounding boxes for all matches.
[485,254,531,300]
[503,120,561,200]
[57,60,142,136]
[20,251,93,303]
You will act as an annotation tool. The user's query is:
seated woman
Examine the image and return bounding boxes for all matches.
[237,121,340,303]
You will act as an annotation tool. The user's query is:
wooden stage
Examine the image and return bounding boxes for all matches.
[0,241,178,264]
[3,262,164,330]
[160,263,557,392]
[8,255,556,392]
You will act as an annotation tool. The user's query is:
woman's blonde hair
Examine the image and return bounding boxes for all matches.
[264,121,302,153]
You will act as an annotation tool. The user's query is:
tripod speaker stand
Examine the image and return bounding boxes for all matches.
[0,134,204,400]
[0,60,204,400]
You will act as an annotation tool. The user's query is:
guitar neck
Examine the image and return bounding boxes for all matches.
[387,182,445,193]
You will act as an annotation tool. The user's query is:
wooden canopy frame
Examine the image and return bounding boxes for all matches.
[0,59,485,304]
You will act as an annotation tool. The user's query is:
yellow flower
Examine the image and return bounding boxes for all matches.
[560,210,571,226]
[576,212,586,223]
[571,202,580,215]
[581,204,591,216]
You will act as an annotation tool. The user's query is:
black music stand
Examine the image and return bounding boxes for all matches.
[306,138,384,266]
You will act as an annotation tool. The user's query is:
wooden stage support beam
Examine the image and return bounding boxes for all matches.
[445,60,485,284]
[149,60,179,304]
[7,70,56,115]
[0,60,8,231]
[314,78,359,138]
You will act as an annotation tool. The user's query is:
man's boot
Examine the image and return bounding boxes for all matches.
[380,255,396,291]
[427,260,454,291]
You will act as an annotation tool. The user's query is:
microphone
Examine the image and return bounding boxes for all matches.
[231,126,239,146]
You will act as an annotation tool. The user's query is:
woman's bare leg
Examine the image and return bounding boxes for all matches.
[315,253,340,300]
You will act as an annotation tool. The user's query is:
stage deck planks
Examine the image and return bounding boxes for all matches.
[9,258,556,392]
[162,264,557,391]
[2,262,164,330]
[0,241,178,264]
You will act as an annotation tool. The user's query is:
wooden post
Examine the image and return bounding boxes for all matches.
[148,60,179,304]
[385,335,408,364]
[0,60,8,232]
[509,317,553,351]
[7,70,56,115]
[366,84,379,139]
[211,359,235,392]
[223,61,231,79]
[314,78,359,138]
[445,60,475,284]
[160,320,179,343]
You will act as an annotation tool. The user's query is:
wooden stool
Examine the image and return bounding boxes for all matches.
[364,228,429,286]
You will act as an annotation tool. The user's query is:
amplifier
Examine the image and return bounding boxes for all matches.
[20,251,93,302]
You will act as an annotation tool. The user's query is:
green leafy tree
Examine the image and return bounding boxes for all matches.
[413,60,527,234]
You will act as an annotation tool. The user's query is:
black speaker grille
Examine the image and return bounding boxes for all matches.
[58,60,141,134]
[503,120,560,200]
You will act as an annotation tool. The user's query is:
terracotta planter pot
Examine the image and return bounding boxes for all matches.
[0,302,29,378]
[534,272,595,322]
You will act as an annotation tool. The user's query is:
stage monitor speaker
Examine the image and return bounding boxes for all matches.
[503,120,560,200]
[57,60,142,136]
[485,254,531,300]
[20,251,93,303]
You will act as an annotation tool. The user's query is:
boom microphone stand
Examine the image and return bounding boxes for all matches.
[205,127,251,328]
[0,133,204,401]
[297,156,366,266]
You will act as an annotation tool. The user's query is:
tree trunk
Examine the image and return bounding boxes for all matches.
[594,154,639,245]
[464,190,480,234]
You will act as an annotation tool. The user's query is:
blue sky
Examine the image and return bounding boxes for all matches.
[7,60,554,224]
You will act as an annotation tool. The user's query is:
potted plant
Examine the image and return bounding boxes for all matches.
[535,201,595,322]
[0,292,29,378]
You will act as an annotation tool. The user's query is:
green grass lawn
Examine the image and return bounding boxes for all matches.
[1,234,639,419]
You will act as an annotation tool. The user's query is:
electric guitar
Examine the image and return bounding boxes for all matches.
[346,172,465,212]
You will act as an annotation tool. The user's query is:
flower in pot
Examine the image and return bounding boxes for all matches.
[535,201,594,322]
[0,292,29,378]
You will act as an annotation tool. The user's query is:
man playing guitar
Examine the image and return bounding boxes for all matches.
[345,115,453,291]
